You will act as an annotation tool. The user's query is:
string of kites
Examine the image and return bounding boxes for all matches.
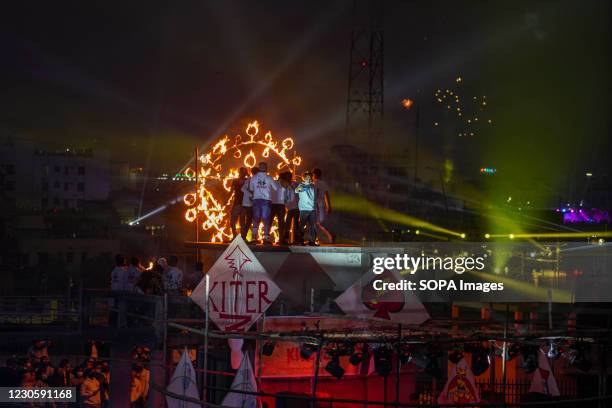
[433,76,493,137]
[259,338,592,380]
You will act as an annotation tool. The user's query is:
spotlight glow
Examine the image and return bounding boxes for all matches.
[488,231,612,240]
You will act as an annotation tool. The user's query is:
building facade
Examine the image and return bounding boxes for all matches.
[0,137,110,210]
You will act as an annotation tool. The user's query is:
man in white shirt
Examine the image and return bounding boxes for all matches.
[126,256,144,292]
[270,175,286,245]
[240,167,257,240]
[312,168,333,243]
[229,167,248,241]
[110,254,127,291]
[163,255,183,295]
[280,171,298,244]
[247,162,278,244]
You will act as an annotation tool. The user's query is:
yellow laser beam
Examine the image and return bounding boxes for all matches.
[488,232,612,239]
[415,230,449,241]
[469,271,573,303]
[333,191,462,238]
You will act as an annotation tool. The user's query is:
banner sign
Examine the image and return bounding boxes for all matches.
[191,235,281,332]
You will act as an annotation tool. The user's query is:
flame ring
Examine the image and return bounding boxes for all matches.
[183,121,302,242]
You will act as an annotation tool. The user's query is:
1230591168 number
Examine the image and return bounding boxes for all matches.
[1,387,76,402]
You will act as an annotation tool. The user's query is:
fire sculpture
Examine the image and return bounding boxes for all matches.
[184,121,302,242]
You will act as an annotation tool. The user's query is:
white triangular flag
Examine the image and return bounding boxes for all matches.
[222,354,259,408]
[228,338,245,370]
[166,349,200,408]
[529,349,560,396]
[367,353,376,376]
[90,342,98,359]
[438,357,480,405]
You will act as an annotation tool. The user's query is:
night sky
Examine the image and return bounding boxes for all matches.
[1,0,610,200]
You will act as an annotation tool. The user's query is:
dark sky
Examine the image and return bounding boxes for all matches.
[1,0,610,194]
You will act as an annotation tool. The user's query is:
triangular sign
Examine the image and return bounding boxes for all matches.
[438,357,481,404]
[222,353,259,408]
[166,348,200,408]
[529,349,560,396]
[191,235,281,332]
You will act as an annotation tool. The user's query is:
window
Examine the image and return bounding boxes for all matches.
[42,181,49,191]
[6,164,15,175]
[64,166,69,175]
[66,252,74,263]
[54,181,60,189]
[5,181,15,191]
[53,197,59,205]
[38,252,49,266]
[41,198,48,208]
[64,199,69,208]
[389,184,409,194]
[388,166,407,177]
[78,166,85,175]
[54,166,60,173]
[77,182,85,192]
[64,182,69,191]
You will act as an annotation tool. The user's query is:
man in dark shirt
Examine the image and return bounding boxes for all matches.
[229,167,248,241]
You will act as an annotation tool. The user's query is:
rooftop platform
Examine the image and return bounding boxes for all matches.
[185,241,376,294]
[184,241,407,253]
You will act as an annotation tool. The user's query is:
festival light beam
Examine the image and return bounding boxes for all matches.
[488,232,612,239]
[128,194,186,226]
[468,271,573,303]
[333,191,463,238]
[173,2,348,177]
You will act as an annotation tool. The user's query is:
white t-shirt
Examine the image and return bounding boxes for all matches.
[126,266,142,291]
[241,179,252,207]
[163,267,183,292]
[110,266,127,291]
[248,172,278,201]
[272,180,285,204]
[285,186,298,210]
[315,180,329,206]
[315,179,329,222]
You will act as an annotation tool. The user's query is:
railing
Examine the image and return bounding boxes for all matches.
[413,377,582,407]
[474,379,578,405]
[0,290,203,330]
[0,292,607,408]
[152,381,612,408]
[0,295,80,329]
[80,289,204,328]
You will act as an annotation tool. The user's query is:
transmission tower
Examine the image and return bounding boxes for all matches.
[345,0,384,145]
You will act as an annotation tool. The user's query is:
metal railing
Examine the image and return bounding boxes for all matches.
[0,295,80,328]
[152,381,612,408]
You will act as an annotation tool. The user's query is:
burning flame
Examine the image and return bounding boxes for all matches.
[244,150,257,168]
[184,120,302,243]
[401,98,414,109]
